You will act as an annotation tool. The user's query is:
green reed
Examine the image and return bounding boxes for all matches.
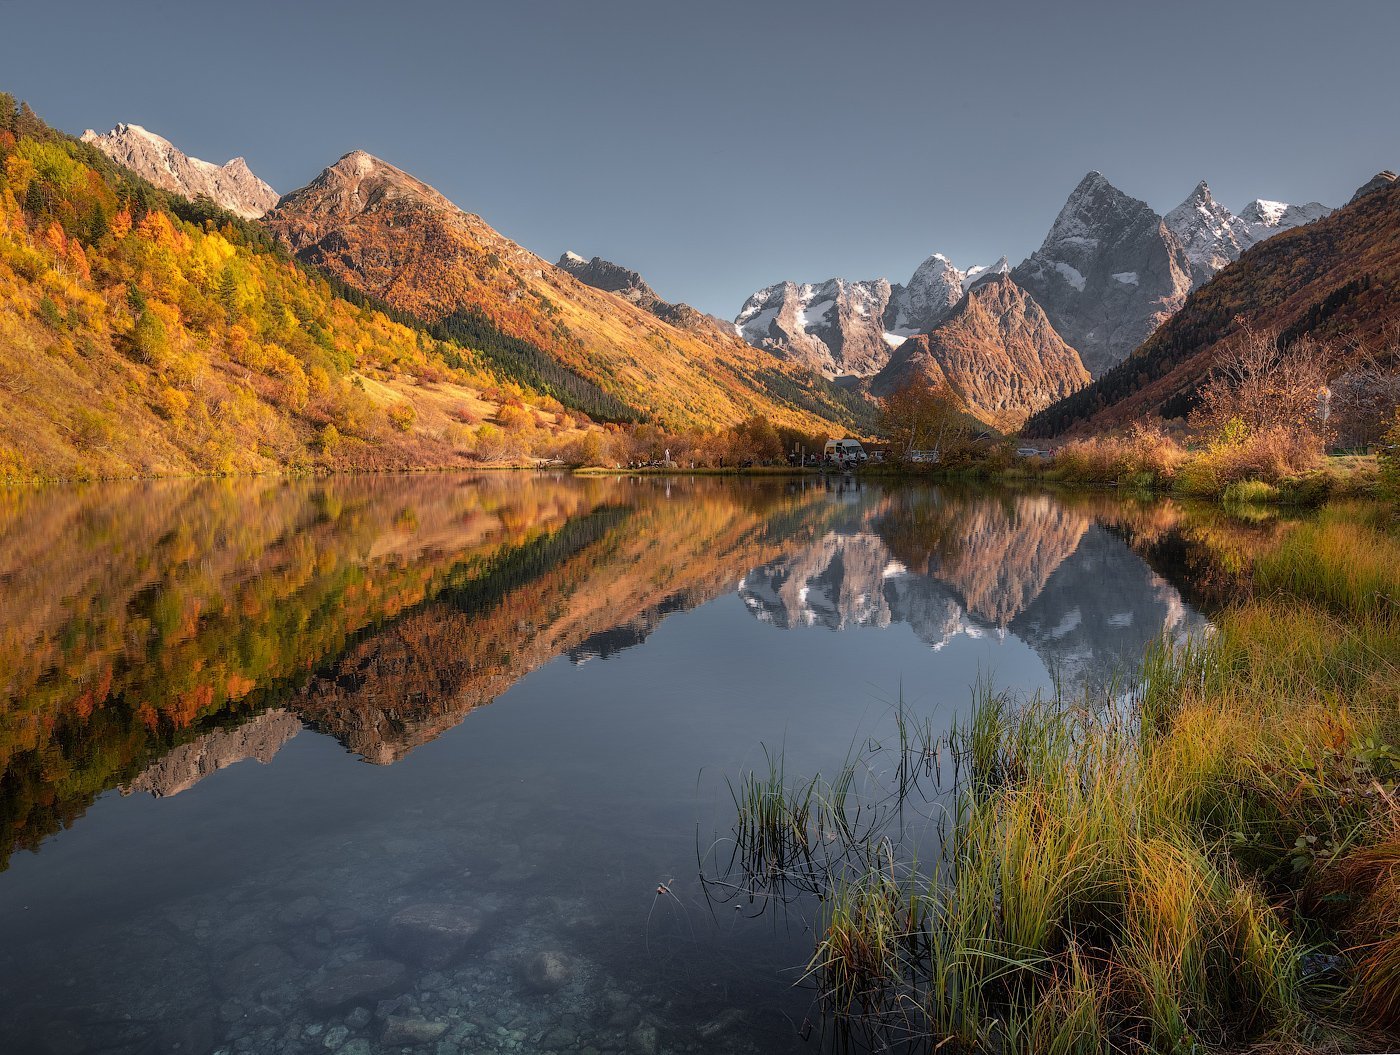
[705,499,1399,1052]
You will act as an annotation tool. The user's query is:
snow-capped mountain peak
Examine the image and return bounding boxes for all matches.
[736,250,1013,377]
[961,256,1010,292]
[80,123,278,219]
[1163,181,1253,287]
[735,276,895,377]
[1011,171,1193,377]
[1238,198,1332,239]
[1166,182,1332,288]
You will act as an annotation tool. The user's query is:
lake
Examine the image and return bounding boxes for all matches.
[0,474,1230,1055]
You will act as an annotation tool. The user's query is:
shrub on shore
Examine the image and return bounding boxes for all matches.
[1048,424,1186,486]
[1039,424,1384,504]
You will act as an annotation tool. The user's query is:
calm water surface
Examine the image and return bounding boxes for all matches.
[0,474,1224,1054]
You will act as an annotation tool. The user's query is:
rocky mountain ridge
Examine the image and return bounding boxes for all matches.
[80,123,279,219]
[554,251,729,335]
[262,151,865,431]
[1024,171,1400,437]
[869,273,1090,429]
[1010,172,1194,378]
[735,173,1332,387]
[733,254,1011,380]
[1164,181,1331,288]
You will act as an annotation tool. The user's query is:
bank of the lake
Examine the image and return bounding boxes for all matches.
[711,498,1399,1053]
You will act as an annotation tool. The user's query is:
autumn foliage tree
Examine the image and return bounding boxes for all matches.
[1191,327,1334,442]
[878,376,971,462]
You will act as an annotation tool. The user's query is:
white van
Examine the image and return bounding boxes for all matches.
[823,439,867,464]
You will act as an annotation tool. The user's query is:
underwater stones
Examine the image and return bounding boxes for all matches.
[521,949,574,992]
[629,1022,659,1055]
[223,943,299,995]
[345,1006,372,1030]
[383,903,484,968]
[278,895,325,927]
[381,1016,448,1045]
[322,1024,350,1049]
[541,1025,575,1049]
[696,1008,745,1038]
[307,959,407,1010]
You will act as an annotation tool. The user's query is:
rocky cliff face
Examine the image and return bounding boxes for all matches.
[869,274,1090,429]
[1025,173,1400,438]
[80,123,278,219]
[123,710,302,798]
[1163,181,1255,288]
[1012,172,1193,377]
[1165,181,1331,287]
[735,277,896,377]
[1348,169,1398,204]
[555,251,659,307]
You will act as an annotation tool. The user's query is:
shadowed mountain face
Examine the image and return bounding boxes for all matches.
[1,476,1227,869]
[1024,174,1400,438]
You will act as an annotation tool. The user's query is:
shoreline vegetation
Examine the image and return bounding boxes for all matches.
[0,451,1390,514]
[705,499,1399,1053]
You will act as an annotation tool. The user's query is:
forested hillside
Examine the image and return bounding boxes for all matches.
[0,97,608,479]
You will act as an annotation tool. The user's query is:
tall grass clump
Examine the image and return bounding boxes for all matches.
[1173,426,1324,498]
[1049,424,1186,488]
[1252,503,1400,625]
[707,500,1399,1052]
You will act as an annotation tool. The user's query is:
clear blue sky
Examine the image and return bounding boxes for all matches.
[2,0,1396,316]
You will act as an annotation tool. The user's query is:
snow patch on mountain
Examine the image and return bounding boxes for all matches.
[1239,198,1332,241]
[961,256,1010,292]
[1051,262,1087,292]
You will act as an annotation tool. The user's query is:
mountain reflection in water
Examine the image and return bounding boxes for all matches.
[0,474,1244,1055]
[0,475,1213,870]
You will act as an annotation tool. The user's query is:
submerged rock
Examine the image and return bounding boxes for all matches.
[630,1022,659,1055]
[345,1006,372,1030]
[381,1016,448,1045]
[278,895,324,927]
[521,949,574,992]
[383,903,484,968]
[223,943,299,995]
[697,1008,745,1038]
[307,960,407,1010]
